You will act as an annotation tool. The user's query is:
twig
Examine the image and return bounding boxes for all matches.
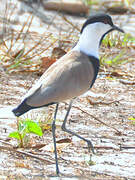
[94,145,119,151]
[23,15,34,44]
[61,15,80,32]
[70,104,122,135]
[0,139,13,146]
[120,145,135,150]
[86,97,121,106]
[10,30,15,52]
[119,79,135,85]
[15,15,32,45]
[23,33,51,57]
[0,145,53,165]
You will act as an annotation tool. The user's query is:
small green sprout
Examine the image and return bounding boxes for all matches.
[128,117,135,125]
[9,118,43,148]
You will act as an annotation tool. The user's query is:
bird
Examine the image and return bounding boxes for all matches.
[12,14,124,175]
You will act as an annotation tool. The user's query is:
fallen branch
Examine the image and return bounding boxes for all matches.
[70,104,122,135]
[0,144,54,165]
[86,97,121,106]
[119,79,135,85]
[94,145,119,151]
[120,145,135,150]
[0,139,13,146]
[43,0,89,15]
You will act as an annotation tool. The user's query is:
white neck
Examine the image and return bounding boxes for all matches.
[72,22,111,59]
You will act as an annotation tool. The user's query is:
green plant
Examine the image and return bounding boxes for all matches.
[103,50,126,66]
[102,34,117,48]
[9,118,43,147]
[84,154,96,166]
[100,32,135,67]
[121,33,135,47]
[102,32,135,48]
[83,0,135,7]
[83,0,100,6]
[129,117,135,125]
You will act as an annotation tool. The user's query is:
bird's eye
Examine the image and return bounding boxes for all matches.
[103,19,108,24]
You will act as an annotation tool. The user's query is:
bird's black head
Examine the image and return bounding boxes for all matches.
[80,14,124,46]
[81,14,124,34]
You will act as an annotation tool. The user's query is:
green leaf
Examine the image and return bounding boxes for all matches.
[105,59,113,65]
[9,131,21,140]
[128,117,135,125]
[24,120,43,136]
[18,120,26,131]
[128,117,135,121]
[124,0,129,7]
[18,120,28,138]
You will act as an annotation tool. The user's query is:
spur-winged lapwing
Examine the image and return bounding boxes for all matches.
[12,14,124,175]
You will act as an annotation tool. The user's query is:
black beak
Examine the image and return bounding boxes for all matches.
[112,25,124,33]
[99,24,124,46]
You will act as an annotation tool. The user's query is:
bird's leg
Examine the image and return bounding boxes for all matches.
[61,100,95,154]
[52,103,60,175]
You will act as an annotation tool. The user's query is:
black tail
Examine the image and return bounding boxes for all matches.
[12,100,34,117]
[12,100,56,117]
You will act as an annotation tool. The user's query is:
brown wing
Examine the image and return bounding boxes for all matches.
[25,51,95,107]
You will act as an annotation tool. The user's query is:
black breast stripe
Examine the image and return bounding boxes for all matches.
[88,56,100,88]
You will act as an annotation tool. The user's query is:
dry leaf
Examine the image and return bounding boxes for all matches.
[56,138,71,143]
[41,57,56,70]
[111,71,124,77]
[51,47,66,59]
[40,138,71,153]
[42,124,52,131]
[31,143,46,149]
[15,161,30,169]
